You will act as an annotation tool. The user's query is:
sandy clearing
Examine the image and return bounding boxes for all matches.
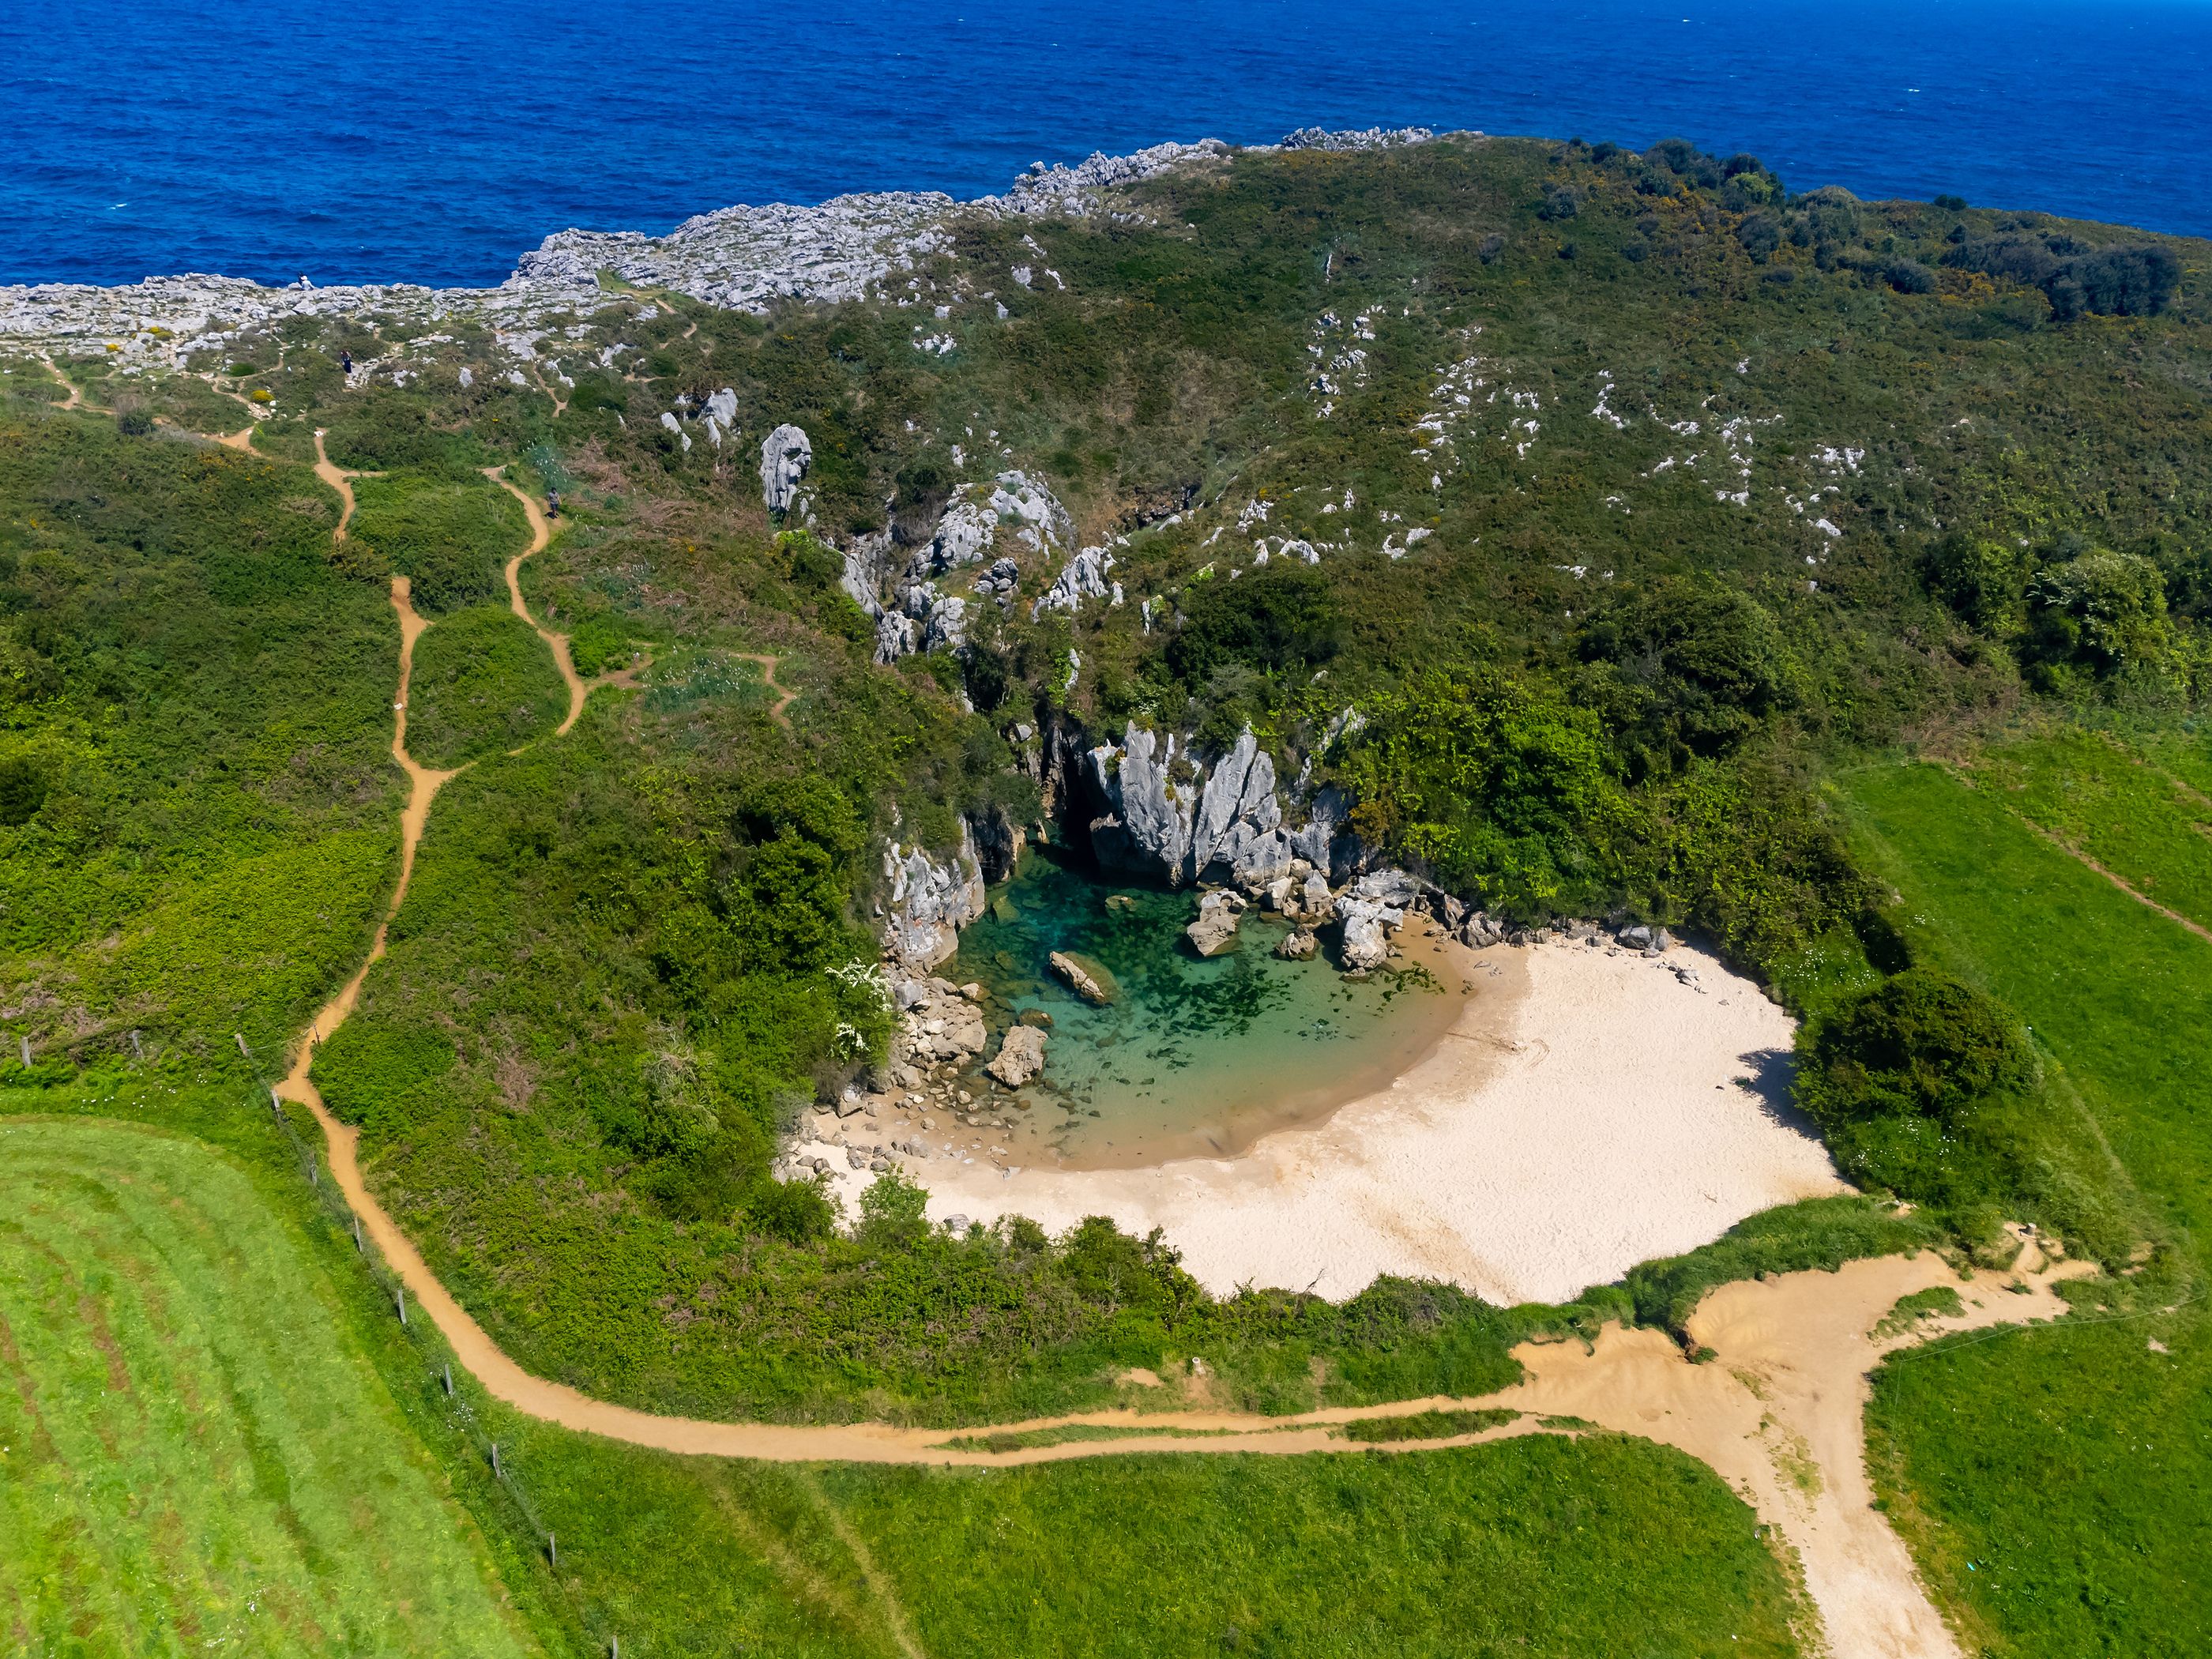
[875,933,1846,1303]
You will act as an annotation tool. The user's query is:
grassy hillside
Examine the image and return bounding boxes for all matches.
[1843,750,2212,1657]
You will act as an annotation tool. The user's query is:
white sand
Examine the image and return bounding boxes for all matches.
[890,935,1848,1304]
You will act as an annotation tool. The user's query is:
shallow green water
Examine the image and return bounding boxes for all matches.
[946,846,1469,1167]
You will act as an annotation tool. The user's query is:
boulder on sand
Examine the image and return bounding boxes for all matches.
[984,1024,1048,1086]
[1336,898,1392,972]
[1185,890,1244,957]
[1049,950,1117,1004]
[1274,927,1318,961]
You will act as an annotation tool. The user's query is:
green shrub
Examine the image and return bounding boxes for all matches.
[1577,579,1800,772]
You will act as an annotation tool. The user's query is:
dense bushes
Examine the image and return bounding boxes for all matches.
[1793,969,2066,1223]
[347,471,529,613]
[1576,579,1799,773]
[1161,564,1339,687]
[1946,234,2180,320]
[1333,666,1627,916]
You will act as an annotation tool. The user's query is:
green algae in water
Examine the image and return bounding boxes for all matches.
[948,846,1469,1168]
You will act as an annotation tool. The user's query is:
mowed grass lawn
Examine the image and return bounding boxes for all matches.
[0,1117,542,1659]
[1842,757,2212,1658]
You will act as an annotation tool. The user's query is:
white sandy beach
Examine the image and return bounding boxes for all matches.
[856,935,1848,1304]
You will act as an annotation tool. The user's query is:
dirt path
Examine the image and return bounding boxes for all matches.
[738,652,797,727]
[312,430,371,537]
[484,467,600,735]
[2014,814,2212,943]
[278,574,461,1116]
[39,356,87,410]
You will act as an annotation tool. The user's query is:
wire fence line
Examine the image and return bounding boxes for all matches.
[257,1077,622,1657]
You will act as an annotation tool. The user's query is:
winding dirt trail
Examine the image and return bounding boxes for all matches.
[263,453,2097,1657]
[312,430,369,536]
[739,652,797,727]
[486,466,607,736]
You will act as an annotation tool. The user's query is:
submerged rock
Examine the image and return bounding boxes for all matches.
[1274,927,1319,961]
[1049,950,1116,1004]
[984,1024,1048,1086]
[1185,890,1245,957]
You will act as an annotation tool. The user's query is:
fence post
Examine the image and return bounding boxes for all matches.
[235,1032,249,1057]
[270,1087,284,1119]
[490,1441,500,1477]
[130,1029,143,1062]
[21,1034,31,1066]
[442,1361,453,1397]
[547,1531,557,1568]
[352,1213,363,1251]
[396,1285,407,1327]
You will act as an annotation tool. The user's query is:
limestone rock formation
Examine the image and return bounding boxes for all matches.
[879,826,986,969]
[1185,890,1245,957]
[759,423,812,514]
[1275,927,1319,961]
[984,1024,1048,1086]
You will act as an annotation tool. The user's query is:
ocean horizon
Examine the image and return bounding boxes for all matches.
[2,0,2206,289]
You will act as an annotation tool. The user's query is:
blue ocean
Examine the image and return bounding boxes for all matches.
[2,0,2205,288]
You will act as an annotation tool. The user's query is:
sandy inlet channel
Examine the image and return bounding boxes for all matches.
[801,927,1849,1302]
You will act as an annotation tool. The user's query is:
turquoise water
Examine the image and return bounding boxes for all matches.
[946,847,1470,1168]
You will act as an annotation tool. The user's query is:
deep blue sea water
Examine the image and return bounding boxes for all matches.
[2,0,2206,288]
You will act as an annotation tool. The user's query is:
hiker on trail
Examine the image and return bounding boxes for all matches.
[546,490,561,520]
[339,349,352,374]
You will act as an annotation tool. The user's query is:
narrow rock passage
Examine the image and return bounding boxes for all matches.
[265,446,2090,1659]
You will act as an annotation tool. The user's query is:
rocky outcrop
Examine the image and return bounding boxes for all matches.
[1049,951,1115,1004]
[893,976,989,1063]
[1185,890,1245,957]
[1334,869,1420,972]
[1277,126,1438,152]
[1274,927,1319,961]
[0,133,1450,359]
[1033,546,1115,617]
[984,1024,1048,1086]
[1086,726,1194,884]
[879,826,986,969]
[1081,722,1357,888]
[760,423,812,514]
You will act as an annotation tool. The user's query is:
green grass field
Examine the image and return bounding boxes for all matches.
[0,1117,543,1658]
[404,604,568,768]
[478,1413,1808,1659]
[1844,751,2212,1657]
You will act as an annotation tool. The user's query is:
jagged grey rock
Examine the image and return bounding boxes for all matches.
[984,1024,1048,1086]
[1275,927,1319,961]
[760,423,812,514]
[1087,725,1195,884]
[1033,546,1115,617]
[880,826,986,969]
[1337,897,1394,972]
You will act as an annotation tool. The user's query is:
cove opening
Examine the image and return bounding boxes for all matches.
[942,845,1479,1169]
